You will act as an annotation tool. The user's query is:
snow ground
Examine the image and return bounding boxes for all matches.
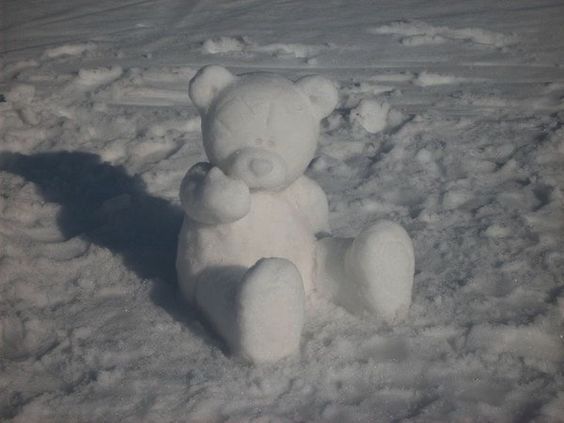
[1,0,563,421]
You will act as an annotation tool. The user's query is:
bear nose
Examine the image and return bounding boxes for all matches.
[249,158,273,177]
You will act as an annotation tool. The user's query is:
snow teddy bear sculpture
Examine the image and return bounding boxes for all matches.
[177,65,415,362]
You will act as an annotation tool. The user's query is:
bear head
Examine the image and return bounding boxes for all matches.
[189,65,338,191]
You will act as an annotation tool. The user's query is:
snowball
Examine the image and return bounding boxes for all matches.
[349,99,390,133]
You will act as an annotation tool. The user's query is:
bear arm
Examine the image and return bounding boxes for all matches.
[285,176,330,235]
[180,162,251,224]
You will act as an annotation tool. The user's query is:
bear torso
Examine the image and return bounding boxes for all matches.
[176,181,317,302]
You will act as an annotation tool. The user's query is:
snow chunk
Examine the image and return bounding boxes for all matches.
[349,99,390,133]
[369,73,414,82]
[6,84,35,104]
[108,84,190,106]
[368,20,516,48]
[484,224,512,238]
[147,117,200,137]
[202,36,251,54]
[139,66,196,83]
[201,36,327,59]
[414,72,467,87]
[44,42,96,58]
[3,59,39,78]
[442,189,473,210]
[76,66,123,86]
[0,317,57,360]
[130,135,183,165]
[401,34,447,46]
[254,43,321,59]
[415,148,434,163]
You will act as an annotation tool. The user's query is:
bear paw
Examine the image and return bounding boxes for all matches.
[180,163,251,224]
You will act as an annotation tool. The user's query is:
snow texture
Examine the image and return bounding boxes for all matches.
[201,35,328,61]
[369,19,516,48]
[349,99,391,133]
[1,0,564,421]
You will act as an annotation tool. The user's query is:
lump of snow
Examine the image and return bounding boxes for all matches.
[368,20,516,48]
[401,34,447,46]
[202,36,251,54]
[76,66,123,86]
[201,37,326,60]
[6,84,35,104]
[349,99,390,133]
[415,148,434,163]
[484,223,512,238]
[0,317,57,361]
[44,43,96,58]
[414,72,467,87]
[442,189,472,210]
[254,43,321,59]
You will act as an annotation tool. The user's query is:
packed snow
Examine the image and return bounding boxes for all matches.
[177,67,413,362]
[1,0,563,421]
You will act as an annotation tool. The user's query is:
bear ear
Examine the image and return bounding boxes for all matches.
[295,75,338,120]
[189,65,236,114]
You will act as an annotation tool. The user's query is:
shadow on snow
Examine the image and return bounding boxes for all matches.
[0,150,216,346]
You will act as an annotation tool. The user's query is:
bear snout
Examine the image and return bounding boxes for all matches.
[249,158,274,177]
[226,147,288,191]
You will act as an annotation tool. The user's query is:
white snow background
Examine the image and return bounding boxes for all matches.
[1,0,563,421]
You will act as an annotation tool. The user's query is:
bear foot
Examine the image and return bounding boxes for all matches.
[346,220,415,323]
[235,257,305,362]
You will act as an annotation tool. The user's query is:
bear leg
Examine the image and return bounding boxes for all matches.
[316,221,414,323]
[195,257,305,362]
[347,221,415,322]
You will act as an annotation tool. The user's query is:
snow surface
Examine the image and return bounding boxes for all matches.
[1,0,564,421]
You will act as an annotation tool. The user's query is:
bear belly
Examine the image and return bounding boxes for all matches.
[177,191,316,302]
